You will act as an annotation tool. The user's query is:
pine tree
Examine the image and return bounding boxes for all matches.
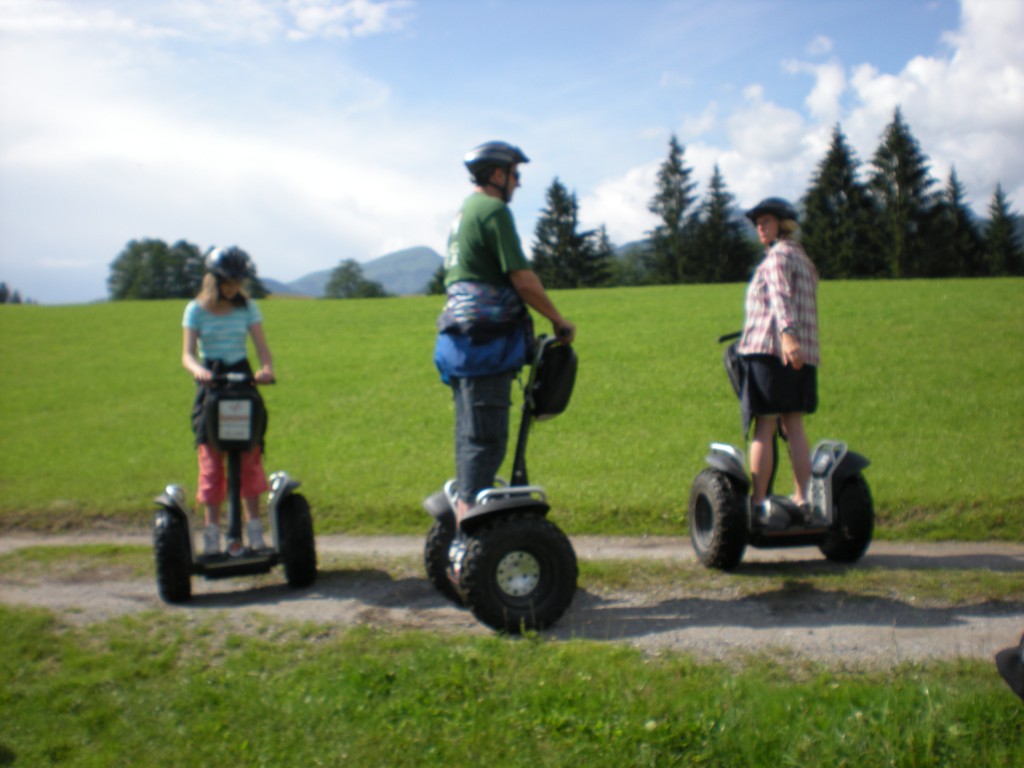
[609,243,653,286]
[531,178,610,288]
[984,184,1024,276]
[801,124,879,278]
[867,108,938,278]
[689,165,757,283]
[426,264,446,295]
[929,168,985,276]
[584,225,615,287]
[646,134,697,283]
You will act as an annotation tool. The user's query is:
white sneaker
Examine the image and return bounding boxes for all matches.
[246,519,266,550]
[203,524,221,555]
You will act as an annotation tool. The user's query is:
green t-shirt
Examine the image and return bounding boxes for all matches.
[444,193,530,288]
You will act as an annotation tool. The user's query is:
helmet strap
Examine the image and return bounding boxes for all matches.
[483,167,513,202]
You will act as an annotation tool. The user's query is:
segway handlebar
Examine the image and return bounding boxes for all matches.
[207,371,276,386]
[718,331,742,344]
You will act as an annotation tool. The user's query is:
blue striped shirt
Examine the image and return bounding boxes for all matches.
[182,300,262,365]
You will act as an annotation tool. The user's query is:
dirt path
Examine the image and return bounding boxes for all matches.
[2,533,1022,666]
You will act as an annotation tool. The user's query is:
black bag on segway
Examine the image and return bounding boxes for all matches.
[723,340,744,400]
[530,340,578,421]
[204,379,266,453]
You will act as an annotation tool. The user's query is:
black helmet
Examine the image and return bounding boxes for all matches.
[205,246,253,281]
[745,197,798,224]
[464,141,529,181]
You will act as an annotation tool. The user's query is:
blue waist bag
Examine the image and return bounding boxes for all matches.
[434,324,529,384]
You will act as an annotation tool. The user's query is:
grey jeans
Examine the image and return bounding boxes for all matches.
[450,372,515,504]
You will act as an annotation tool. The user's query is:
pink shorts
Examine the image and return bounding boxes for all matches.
[196,444,269,506]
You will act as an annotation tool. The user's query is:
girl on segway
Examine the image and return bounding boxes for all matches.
[181,246,275,555]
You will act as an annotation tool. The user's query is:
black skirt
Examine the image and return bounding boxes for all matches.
[739,354,817,435]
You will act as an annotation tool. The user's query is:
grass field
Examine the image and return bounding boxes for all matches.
[2,601,1022,767]
[1,278,1022,537]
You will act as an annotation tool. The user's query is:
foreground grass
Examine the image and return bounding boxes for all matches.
[1,279,1022,538]
[2,603,1022,767]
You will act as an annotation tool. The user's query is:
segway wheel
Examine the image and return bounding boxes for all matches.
[688,469,747,571]
[424,516,464,607]
[153,510,192,603]
[278,493,317,588]
[459,513,577,634]
[819,474,874,563]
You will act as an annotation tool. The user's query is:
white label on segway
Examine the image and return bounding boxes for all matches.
[218,400,253,441]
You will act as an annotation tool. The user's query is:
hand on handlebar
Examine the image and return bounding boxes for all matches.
[554,320,576,345]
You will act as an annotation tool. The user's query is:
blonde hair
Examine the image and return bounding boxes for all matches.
[779,218,799,237]
[196,273,249,311]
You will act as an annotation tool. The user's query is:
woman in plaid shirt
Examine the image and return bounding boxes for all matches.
[738,198,819,529]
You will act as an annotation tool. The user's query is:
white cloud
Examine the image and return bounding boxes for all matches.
[596,0,1024,245]
[844,0,1024,207]
[286,0,414,41]
[726,85,807,163]
[0,0,413,44]
[3,0,1024,303]
[679,102,719,140]
[807,34,833,57]
[659,71,693,89]
[783,58,846,124]
[0,0,449,297]
[579,163,660,245]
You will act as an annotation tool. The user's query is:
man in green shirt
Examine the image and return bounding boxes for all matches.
[435,141,576,524]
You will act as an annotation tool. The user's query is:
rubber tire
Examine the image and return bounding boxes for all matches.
[819,474,874,563]
[424,516,464,606]
[279,493,317,588]
[459,513,577,634]
[153,511,192,603]
[688,469,747,571]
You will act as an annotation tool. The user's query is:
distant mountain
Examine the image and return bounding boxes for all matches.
[286,269,334,298]
[268,246,442,298]
[260,277,306,296]
[363,246,444,295]
[614,239,649,259]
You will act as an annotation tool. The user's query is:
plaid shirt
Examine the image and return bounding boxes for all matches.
[738,238,820,366]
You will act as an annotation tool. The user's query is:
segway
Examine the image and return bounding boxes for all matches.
[687,333,874,571]
[423,334,578,633]
[152,371,317,602]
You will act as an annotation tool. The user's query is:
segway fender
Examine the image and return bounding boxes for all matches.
[154,485,192,523]
[460,496,551,534]
[268,471,301,512]
[423,490,455,520]
[705,443,749,489]
[834,450,870,483]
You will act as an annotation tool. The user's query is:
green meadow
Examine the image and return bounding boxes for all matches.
[1,278,1022,538]
[3,603,1023,767]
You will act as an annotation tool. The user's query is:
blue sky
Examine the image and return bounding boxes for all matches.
[1,0,1022,304]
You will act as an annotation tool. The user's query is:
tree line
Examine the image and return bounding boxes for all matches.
[109,107,1022,301]
[108,240,268,300]
[523,107,1023,289]
[0,283,37,305]
[107,240,389,300]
